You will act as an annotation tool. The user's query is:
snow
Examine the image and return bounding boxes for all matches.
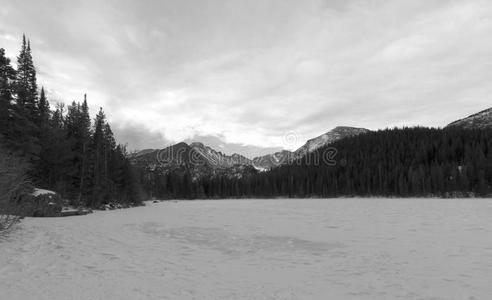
[253,165,268,172]
[1,199,492,300]
[295,127,369,157]
[31,188,56,197]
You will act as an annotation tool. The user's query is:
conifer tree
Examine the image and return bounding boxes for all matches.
[33,93,71,190]
[0,48,15,139]
[43,104,73,190]
[90,108,107,207]
[76,95,92,204]
[37,87,50,127]
[8,35,40,157]
[15,35,38,120]
[2,36,144,208]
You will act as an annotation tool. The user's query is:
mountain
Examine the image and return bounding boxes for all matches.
[294,126,370,158]
[188,142,252,168]
[252,150,293,171]
[447,107,492,129]
[131,126,370,176]
[130,142,256,181]
[183,134,283,159]
[157,127,492,199]
[130,148,157,158]
[251,126,370,170]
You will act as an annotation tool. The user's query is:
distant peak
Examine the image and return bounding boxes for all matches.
[295,126,370,155]
[189,142,205,148]
[447,106,492,129]
[172,142,190,149]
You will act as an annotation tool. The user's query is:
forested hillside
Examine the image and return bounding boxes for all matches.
[0,36,143,209]
[141,127,492,198]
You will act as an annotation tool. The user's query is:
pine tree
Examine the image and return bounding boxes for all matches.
[49,103,74,192]
[34,95,73,190]
[89,108,107,207]
[0,48,16,139]
[3,36,144,207]
[10,35,40,157]
[15,35,38,120]
[37,87,50,127]
[34,87,51,178]
[77,95,92,204]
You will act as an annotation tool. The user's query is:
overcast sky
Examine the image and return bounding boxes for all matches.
[1,0,492,153]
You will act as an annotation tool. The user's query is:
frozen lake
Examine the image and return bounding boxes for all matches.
[1,199,492,300]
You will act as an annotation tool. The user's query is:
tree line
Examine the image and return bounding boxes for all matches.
[0,36,143,208]
[142,127,492,198]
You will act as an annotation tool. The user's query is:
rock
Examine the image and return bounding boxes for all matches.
[18,190,63,217]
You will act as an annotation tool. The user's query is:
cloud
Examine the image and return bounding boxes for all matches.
[1,0,492,150]
[111,121,171,152]
[183,134,283,158]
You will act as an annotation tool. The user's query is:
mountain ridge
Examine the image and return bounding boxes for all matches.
[446,107,492,129]
[130,142,256,181]
[293,126,370,158]
[130,126,372,175]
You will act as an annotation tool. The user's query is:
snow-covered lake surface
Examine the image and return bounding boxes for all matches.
[1,199,492,300]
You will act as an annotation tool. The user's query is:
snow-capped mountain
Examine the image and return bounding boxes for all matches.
[130,142,255,180]
[252,150,293,171]
[188,142,252,168]
[183,135,282,159]
[446,107,492,129]
[294,126,370,158]
[251,126,370,170]
[130,148,157,158]
[131,126,370,176]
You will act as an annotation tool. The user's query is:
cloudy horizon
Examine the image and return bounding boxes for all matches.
[1,0,492,154]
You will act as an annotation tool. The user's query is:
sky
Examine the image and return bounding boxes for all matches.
[1,0,492,155]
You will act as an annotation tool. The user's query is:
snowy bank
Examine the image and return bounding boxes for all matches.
[31,188,57,197]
